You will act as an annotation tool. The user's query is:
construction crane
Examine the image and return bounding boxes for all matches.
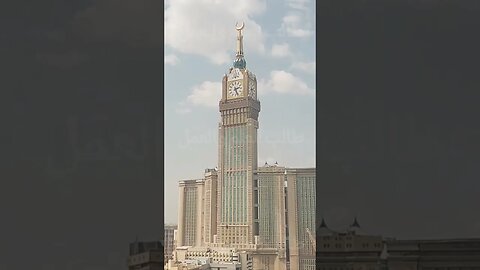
[306,228,316,253]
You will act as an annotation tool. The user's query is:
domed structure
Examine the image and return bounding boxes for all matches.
[233,56,246,69]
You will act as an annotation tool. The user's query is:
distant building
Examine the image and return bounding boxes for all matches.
[165,224,178,262]
[177,179,205,247]
[316,218,384,270]
[127,241,163,270]
[385,238,480,270]
[166,246,248,270]
[316,219,480,270]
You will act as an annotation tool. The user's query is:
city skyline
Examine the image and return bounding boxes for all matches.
[164,0,316,224]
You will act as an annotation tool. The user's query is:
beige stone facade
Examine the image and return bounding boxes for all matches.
[165,224,178,262]
[203,169,218,245]
[171,25,316,270]
[286,168,316,270]
[177,179,205,247]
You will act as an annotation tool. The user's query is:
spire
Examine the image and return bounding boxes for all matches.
[320,217,328,228]
[351,216,360,228]
[235,22,244,57]
[317,217,336,236]
[233,22,246,69]
[348,216,366,235]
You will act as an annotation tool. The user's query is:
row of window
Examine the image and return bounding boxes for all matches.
[184,188,197,245]
[221,171,247,223]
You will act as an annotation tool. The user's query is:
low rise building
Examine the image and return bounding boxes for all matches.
[127,241,163,270]
[166,246,248,270]
[316,219,480,270]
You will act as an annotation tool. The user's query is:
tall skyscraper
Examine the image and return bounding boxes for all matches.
[169,24,316,270]
[217,22,260,247]
[257,165,287,249]
[176,179,204,247]
[256,165,288,269]
[164,224,177,262]
[203,168,218,245]
[254,165,317,270]
[286,168,316,270]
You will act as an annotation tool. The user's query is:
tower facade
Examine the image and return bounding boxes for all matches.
[286,168,316,270]
[216,23,260,247]
[164,224,178,262]
[170,24,316,270]
[203,168,218,245]
[177,179,205,247]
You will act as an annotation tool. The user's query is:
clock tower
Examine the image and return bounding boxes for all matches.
[217,22,260,246]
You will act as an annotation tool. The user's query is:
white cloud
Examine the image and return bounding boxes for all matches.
[279,14,313,38]
[175,101,192,114]
[286,0,311,10]
[177,81,222,113]
[291,61,315,74]
[279,0,314,38]
[165,54,180,66]
[187,81,222,108]
[258,70,314,95]
[178,70,313,113]
[271,43,292,58]
[165,0,267,65]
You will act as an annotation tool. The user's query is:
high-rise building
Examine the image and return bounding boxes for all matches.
[203,168,218,245]
[254,165,317,270]
[257,165,287,249]
[216,22,260,247]
[170,24,316,270]
[286,168,316,270]
[164,224,177,262]
[256,164,289,269]
[177,179,205,247]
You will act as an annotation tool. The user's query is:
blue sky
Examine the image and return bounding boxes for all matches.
[164,0,316,224]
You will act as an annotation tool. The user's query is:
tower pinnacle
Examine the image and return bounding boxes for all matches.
[235,22,244,56]
[233,22,246,69]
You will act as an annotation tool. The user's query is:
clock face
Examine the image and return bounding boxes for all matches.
[248,79,256,98]
[228,81,243,98]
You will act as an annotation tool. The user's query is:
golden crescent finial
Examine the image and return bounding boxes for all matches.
[235,21,245,31]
